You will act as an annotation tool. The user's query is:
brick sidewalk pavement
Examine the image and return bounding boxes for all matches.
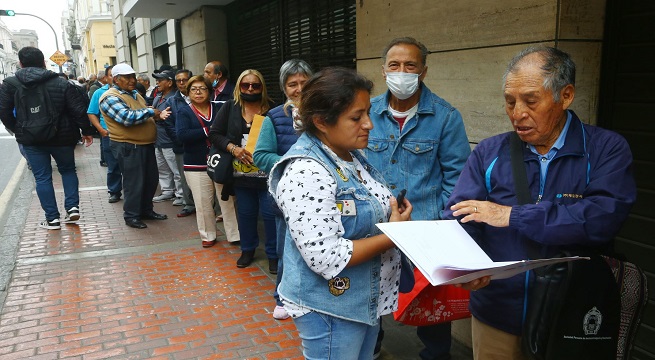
[0,142,303,359]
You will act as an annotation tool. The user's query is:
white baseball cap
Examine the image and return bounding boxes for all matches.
[112,63,136,77]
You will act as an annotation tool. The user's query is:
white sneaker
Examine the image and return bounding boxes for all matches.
[172,197,184,206]
[39,218,61,230]
[64,207,80,223]
[273,305,289,320]
[153,193,175,202]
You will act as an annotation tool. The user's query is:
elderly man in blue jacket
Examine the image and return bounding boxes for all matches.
[365,37,471,360]
[444,46,636,359]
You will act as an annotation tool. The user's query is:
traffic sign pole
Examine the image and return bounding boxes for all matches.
[14,12,62,72]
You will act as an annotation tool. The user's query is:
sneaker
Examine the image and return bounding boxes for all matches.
[39,218,61,230]
[64,207,80,223]
[172,197,184,206]
[273,305,289,320]
[153,193,175,202]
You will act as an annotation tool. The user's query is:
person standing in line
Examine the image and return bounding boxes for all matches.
[164,69,197,218]
[99,63,171,229]
[0,46,95,229]
[253,59,313,320]
[204,60,235,108]
[176,75,238,248]
[444,46,636,360]
[88,65,123,203]
[209,69,276,269]
[364,37,471,360]
[151,69,184,204]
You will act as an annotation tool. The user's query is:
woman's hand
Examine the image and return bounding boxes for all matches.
[453,276,491,291]
[389,196,412,222]
[233,146,253,165]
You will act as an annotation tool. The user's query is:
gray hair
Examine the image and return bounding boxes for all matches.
[381,37,429,66]
[137,74,150,83]
[96,71,105,79]
[279,59,314,94]
[503,46,576,102]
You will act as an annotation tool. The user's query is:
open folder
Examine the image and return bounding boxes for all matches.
[376,220,587,286]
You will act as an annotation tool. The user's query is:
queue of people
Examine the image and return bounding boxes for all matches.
[2,37,635,360]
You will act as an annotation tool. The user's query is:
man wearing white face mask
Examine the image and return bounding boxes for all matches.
[365,37,471,360]
[203,60,235,110]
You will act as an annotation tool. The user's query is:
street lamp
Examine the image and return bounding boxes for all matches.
[0,10,63,72]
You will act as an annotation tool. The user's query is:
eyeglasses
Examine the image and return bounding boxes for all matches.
[176,79,189,83]
[189,87,209,93]
[240,82,262,91]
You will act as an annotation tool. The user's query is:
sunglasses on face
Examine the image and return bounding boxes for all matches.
[240,82,262,91]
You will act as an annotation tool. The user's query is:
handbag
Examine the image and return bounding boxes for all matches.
[509,133,648,360]
[393,267,470,326]
[207,145,233,184]
[189,104,234,185]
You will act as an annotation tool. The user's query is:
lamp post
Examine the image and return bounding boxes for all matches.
[13,12,63,72]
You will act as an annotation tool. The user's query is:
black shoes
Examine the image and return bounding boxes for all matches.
[100,161,108,167]
[269,258,278,274]
[141,211,168,220]
[108,193,121,203]
[125,218,147,229]
[237,250,255,268]
[176,208,195,217]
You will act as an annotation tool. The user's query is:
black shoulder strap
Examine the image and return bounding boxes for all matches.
[510,132,532,205]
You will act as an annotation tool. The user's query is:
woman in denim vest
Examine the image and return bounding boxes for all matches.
[268,67,413,359]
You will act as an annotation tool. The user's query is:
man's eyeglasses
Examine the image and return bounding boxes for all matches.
[176,79,189,83]
[240,82,262,91]
[189,87,209,93]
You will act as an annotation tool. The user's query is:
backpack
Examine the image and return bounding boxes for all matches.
[4,77,59,145]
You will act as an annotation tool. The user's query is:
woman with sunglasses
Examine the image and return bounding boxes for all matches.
[175,75,240,248]
[209,69,277,269]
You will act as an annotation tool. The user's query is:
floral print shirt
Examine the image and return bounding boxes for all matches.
[275,148,400,319]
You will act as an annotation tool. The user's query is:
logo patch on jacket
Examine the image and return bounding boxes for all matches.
[336,200,357,216]
[328,276,350,296]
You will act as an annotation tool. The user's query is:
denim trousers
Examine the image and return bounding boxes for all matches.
[273,213,286,306]
[293,311,379,360]
[23,145,79,221]
[233,185,277,258]
[101,136,122,195]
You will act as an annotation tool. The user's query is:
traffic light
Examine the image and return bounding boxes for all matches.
[0,10,16,16]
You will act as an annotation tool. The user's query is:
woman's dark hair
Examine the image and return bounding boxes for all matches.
[298,67,373,135]
[185,75,212,95]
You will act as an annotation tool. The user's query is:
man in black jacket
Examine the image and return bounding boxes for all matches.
[0,46,94,230]
[203,60,235,109]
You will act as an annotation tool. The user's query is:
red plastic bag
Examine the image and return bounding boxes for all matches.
[394,268,471,326]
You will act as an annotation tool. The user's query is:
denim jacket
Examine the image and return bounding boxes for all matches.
[269,132,388,326]
[365,84,470,220]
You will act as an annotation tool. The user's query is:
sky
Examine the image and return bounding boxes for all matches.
[1,0,70,66]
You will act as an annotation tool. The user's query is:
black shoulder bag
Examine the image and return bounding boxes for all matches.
[510,133,648,360]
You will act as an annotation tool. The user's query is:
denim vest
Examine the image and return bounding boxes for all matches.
[269,132,388,326]
[267,104,299,156]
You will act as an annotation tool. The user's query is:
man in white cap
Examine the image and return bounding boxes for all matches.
[99,63,172,229]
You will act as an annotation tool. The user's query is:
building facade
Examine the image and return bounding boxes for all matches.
[0,20,19,82]
[68,0,116,78]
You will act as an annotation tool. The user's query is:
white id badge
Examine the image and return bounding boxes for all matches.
[336,200,357,216]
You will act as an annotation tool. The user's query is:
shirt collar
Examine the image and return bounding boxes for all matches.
[528,111,572,158]
[112,85,139,99]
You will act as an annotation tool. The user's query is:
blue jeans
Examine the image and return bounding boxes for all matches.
[293,311,379,360]
[101,136,122,195]
[233,186,277,258]
[23,145,79,221]
[273,213,286,306]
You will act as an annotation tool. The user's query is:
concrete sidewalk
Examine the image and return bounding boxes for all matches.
[0,141,473,359]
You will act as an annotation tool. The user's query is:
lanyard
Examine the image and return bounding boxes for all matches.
[190,104,212,148]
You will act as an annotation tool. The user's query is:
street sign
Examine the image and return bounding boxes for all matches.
[49,50,68,66]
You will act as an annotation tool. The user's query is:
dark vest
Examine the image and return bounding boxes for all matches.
[267,104,299,156]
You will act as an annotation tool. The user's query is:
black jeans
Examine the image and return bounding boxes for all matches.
[110,141,158,220]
